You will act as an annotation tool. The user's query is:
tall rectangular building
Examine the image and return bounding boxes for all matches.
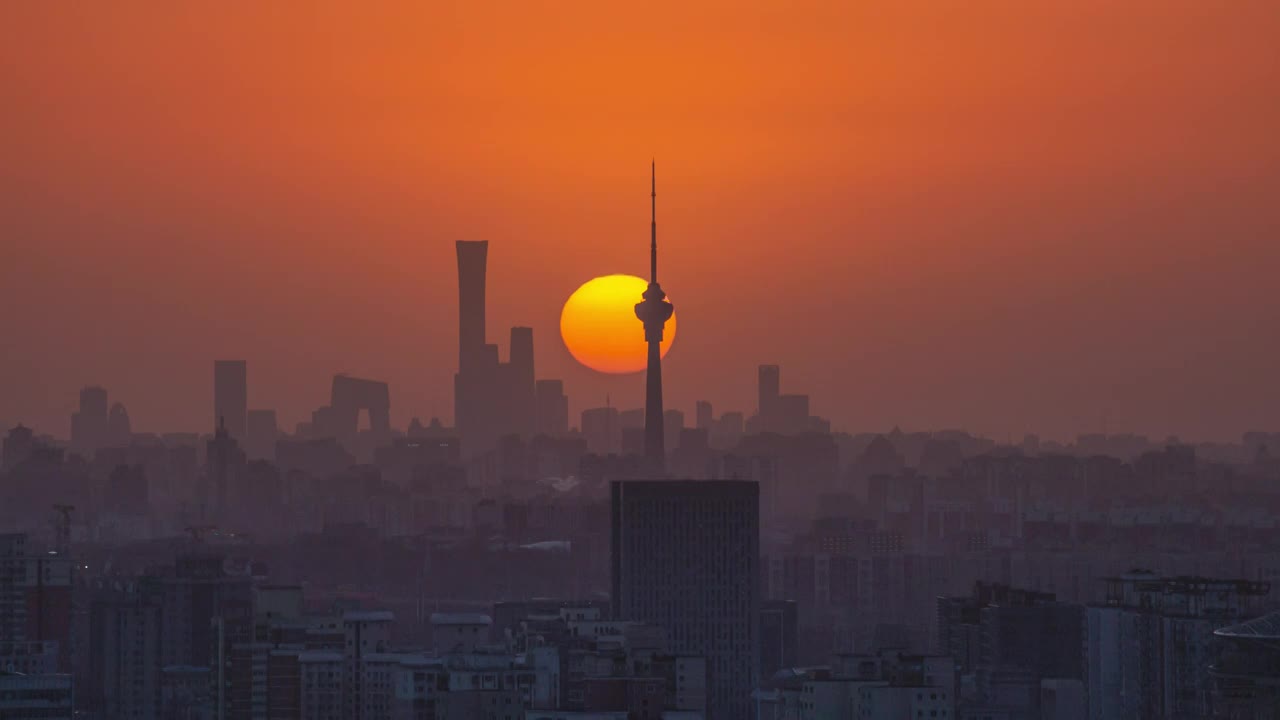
[760,599,798,683]
[455,240,489,371]
[71,385,109,453]
[213,360,248,439]
[758,365,780,428]
[508,326,536,437]
[611,480,760,720]
[89,593,163,717]
[695,400,714,431]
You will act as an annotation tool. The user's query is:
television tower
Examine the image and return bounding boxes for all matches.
[635,160,675,470]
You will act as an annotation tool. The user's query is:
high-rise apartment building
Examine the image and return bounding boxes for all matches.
[1086,572,1269,720]
[611,480,760,720]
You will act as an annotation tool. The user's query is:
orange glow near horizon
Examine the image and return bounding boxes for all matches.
[1,1,1279,441]
[561,275,676,374]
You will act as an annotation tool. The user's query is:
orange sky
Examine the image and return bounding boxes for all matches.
[2,1,1279,442]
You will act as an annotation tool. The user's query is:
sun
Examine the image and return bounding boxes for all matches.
[561,274,676,374]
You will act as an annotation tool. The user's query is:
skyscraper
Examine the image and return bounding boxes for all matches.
[611,480,760,719]
[695,400,714,431]
[508,326,536,437]
[758,364,780,430]
[213,360,248,439]
[455,241,488,372]
[455,240,535,454]
[107,402,131,446]
[71,385,109,454]
[634,162,675,469]
[206,418,245,521]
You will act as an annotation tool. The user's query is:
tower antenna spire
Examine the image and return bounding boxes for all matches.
[636,159,674,472]
[650,159,657,283]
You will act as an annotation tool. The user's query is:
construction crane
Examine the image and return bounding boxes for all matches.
[184,525,218,543]
[52,504,74,555]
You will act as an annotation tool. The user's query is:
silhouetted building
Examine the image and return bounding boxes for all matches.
[712,411,745,449]
[454,240,539,455]
[634,163,675,470]
[508,326,536,437]
[535,380,570,436]
[611,479,760,720]
[454,240,492,453]
[669,428,714,478]
[321,374,391,457]
[751,365,826,436]
[2,425,35,472]
[107,402,131,447]
[758,365,780,427]
[206,418,246,521]
[71,385,109,455]
[456,240,488,373]
[775,394,809,434]
[760,600,799,682]
[696,400,714,431]
[214,360,248,441]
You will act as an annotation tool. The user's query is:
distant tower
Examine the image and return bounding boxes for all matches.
[509,326,536,437]
[758,364,780,431]
[455,240,490,451]
[71,385,109,453]
[634,161,675,470]
[456,241,489,372]
[213,360,248,440]
[107,402,131,446]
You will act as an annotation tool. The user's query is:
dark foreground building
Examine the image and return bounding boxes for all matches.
[611,479,760,720]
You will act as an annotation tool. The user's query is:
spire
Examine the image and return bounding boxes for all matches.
[650,159,657,283]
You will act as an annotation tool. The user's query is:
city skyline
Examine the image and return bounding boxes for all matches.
[4,2,1280,442]
[6,3,1280,718]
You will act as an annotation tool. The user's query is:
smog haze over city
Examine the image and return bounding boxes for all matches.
[2,3,1280,719]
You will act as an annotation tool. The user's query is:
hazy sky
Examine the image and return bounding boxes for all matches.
[2,1,1278,442]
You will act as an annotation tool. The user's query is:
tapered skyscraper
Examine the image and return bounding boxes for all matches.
[634,161,675,468]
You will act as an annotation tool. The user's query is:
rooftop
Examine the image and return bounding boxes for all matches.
[343,610,394,622]
[1215,610,1280,640]
[431,612,492,626]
